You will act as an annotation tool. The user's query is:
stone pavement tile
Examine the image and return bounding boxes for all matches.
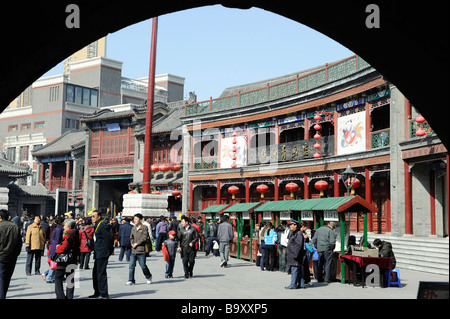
[6,247,449,300]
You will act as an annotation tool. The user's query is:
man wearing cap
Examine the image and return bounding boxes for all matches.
[285,219,305,289]
[312,221,336,283]
[163,230,178,278]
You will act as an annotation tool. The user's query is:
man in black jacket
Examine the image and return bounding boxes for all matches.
[0,209,22,299]
[89,210,113,299]
[285,219,305,289]
[177,216,199,278]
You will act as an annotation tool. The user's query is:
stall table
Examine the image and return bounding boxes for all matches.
[340,254,393,287]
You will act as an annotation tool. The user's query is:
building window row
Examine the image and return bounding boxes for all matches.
[8,121,45,132]
[66,84,98,107]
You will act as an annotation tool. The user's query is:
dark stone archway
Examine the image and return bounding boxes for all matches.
[1,1,448,147]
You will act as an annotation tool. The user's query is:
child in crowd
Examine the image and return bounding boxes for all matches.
[162,230,178,278]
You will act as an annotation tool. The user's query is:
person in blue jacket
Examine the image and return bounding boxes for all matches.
[264,224,278,271]
[118,217,133,262]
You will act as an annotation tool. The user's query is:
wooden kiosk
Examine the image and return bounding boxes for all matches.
[290,196,378,283]
[223,202,263,261]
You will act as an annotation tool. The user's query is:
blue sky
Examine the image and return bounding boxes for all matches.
[45,5,354,102]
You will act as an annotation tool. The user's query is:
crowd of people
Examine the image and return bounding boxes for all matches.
[0,208,397,299]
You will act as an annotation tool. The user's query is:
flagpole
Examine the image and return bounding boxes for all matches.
[142,17,158,194]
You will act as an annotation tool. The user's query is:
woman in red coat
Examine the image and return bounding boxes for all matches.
[54,219,80,299]
[79,218,94,270]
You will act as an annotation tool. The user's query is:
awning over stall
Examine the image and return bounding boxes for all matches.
[290,196,377,213]
[254,200,302,212]
[223,202,263,213]
[201,204,232,214]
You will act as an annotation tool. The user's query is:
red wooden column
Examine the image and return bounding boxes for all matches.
[65,160,71,190]
[274,177,279,201]
[333,171,339,197]
[245,179,250,203]
[216,180,221,205]
[39,163,45,185]
[304,174,309,199]
[430,170,436,235]
[48,162,53,191]
[365,168,373,232]
[404,161,413,235]
[304,118,310,140]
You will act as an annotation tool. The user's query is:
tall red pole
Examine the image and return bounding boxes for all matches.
[404,161,413,235]
[142,17,158,194]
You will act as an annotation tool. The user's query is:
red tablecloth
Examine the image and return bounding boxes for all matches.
[340,254,392,269]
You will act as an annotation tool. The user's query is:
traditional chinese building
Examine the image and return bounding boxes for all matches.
[180,55,449,275]
[81,100,184,217]
[32,130,86,215]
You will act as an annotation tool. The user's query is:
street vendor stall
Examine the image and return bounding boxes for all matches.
[290,196,378,283]
[201,204,232,225]
[223,202,263,261]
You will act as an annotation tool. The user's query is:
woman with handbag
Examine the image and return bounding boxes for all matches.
[54,219,80,299]
[46,216,64,283]
[79,218,94,270]
[126,213,152,285]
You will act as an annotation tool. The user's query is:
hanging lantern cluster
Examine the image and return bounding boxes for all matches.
[142,163,181,174]
[313,112,322,158]
[285,182,299,198]
[231,130,238,169]
[415,114,427,137]
[314,180,328,197]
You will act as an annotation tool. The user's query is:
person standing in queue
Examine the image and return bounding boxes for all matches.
[312,221,336,283]
[89,210,113,299]
[25,215,45,276]
[285,219,305,289]
[177,216,199,279]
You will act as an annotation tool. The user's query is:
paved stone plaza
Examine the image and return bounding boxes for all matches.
[6,246,448,300]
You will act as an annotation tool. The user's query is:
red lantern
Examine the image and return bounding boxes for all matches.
[159,164,170,173]
[345,178,361,195]
[228,185,239,199]
[314,123,322,131]
[313,152,321,159]
[172,189,181,197]
[170,164,181,172]
[256,184,269,198]
[314,113,322,121]
[416,127,426,137]
[285,182,299,198]
[314,132,322,140]
[139,166,144,173]
[415,114,426,124]
[314,180,329,197]
[231,162,237,169]
[314,142,321,149]
[151,164,159,173]
[232,131,238,137]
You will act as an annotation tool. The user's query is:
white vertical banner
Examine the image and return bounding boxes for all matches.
[337,111,366,155]
[220,136,247,168]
